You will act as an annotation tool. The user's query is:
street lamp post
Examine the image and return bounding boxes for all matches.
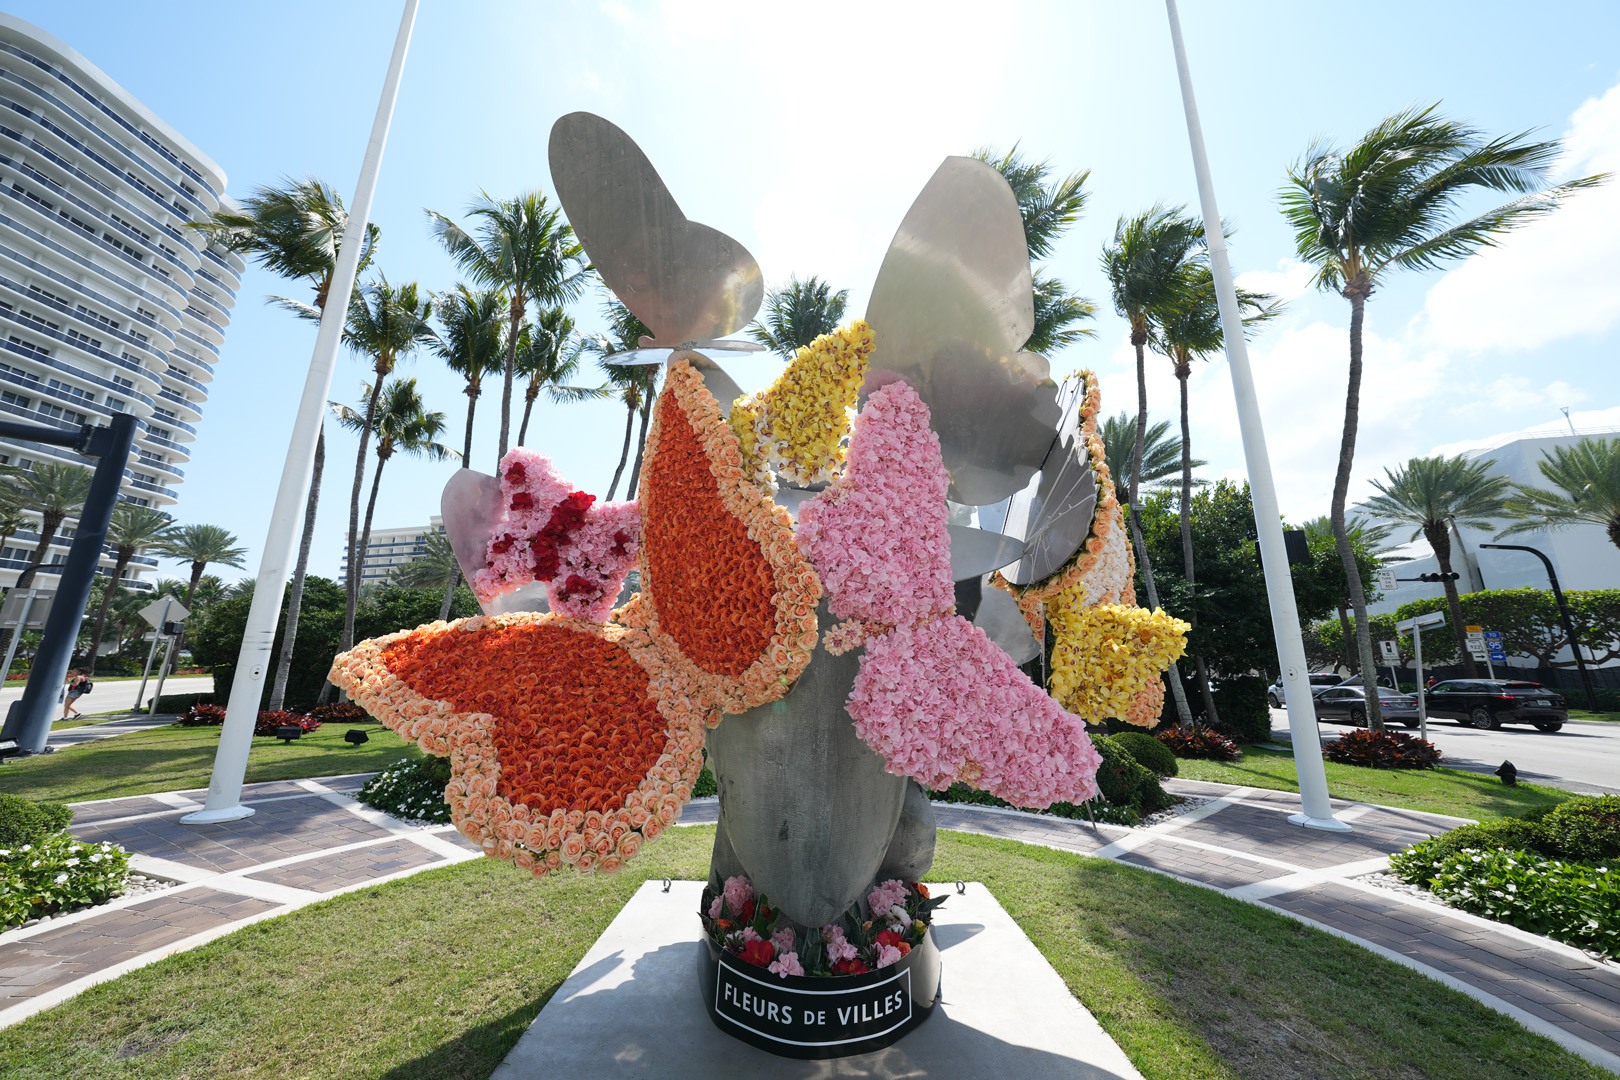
[1479,543,1600,712]
[1164,0,1346,831]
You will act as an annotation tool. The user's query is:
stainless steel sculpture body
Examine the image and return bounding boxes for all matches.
[1000,375,1101,585]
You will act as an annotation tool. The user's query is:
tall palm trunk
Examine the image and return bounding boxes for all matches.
[1332,288,1384,728]
[342,375,388,655]
[269,426,324,711]
[498,293,523,466]
[440,389,480,621]
[84,553,132,671]
[1176,366,1219,726]
[1425,523,1477,677]
[605,398,637,500]
[1129,331,1193,726]
[626,388,656,497]
[1337,605,1356,673]
[518,385,539,446]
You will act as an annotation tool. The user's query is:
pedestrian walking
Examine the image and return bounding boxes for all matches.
[60,669,91,720]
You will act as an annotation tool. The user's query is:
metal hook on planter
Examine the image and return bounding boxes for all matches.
[955,880,966,895]
[662,877,672,893]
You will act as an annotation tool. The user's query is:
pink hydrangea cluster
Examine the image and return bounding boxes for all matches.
[867,879,907,920]
[796,380,954,648]
[821,924,858,964]
[875,943,904,969]
[769,951,805,978]
[847,614,1103,810]
[472,449,640,623]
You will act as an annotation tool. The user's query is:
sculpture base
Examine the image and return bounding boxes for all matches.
[697,931,940,1059]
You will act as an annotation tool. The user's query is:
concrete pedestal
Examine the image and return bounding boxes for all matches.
[493,880,1142,1079]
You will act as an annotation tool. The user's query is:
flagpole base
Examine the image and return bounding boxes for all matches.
[1289,811,1352,833]
[180,804,256,825]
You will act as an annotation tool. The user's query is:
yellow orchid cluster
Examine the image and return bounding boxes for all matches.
[729,319,875,487]
[1045,588,1190,726]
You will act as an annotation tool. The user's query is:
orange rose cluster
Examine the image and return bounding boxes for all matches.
[330,613,705,878]
[626,360,821,718]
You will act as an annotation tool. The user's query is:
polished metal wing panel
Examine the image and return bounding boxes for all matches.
[999,375,1099,585]
[548,112,764,347]
[863,156,1060,506]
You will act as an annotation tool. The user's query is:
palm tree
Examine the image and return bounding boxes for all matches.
[1,463,94,593]
[1150,265,1278,723]
[327,277,435,656]
[333,378,457,613]
[975,146,1095,354]
[158,524,248,608]
[516,307,604,446]
[190,177,379,711]
[82,504,173,670]
[1362,455,1511,678]
[1101,206,1206,725]
[1500,437,1620,551]
[589,298,659,500]
[746,277,849,360]
[390,530,460,589]
[1302,515,1396,677]
[0,497,28,572]
[1100,413,1196,507]
[426,192,588,466]
[1282,104,1604,724]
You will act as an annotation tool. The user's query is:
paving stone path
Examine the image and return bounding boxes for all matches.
[0,774,1616,1075]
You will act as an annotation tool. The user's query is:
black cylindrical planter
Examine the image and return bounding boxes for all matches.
[697,931,941,1059]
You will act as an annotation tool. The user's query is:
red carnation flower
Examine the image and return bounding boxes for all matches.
[510,492,534,511]
[505,461,527,484]
[490,535,515,555]
[831,957,870,975]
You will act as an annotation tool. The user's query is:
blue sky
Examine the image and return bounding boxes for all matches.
[15,1,1620,584]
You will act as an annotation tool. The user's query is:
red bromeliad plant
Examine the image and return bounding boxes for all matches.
[1324,729,1441,770]
[1154,725,1242,761]
[253,711,321,737]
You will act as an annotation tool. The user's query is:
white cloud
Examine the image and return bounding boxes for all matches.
[1235,258,1316,305]
[1419,80,1620,354]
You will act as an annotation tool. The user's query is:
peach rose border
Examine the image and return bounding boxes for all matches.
[328,612,706,877]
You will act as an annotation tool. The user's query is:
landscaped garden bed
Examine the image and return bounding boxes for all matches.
[0,793,130,932]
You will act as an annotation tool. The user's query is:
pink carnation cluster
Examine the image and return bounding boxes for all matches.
[847,614,1103,810]
[867,879,907,920]
[796,380,954,651]
[821,924,858,964]
[472,449,640,622]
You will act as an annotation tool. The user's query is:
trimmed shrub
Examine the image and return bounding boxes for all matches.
[253,710,321,737]
[1092,735,1172,815]
[1209,674,1271,743]
[154,693,212,715]
[1539,795,1620,862]
[0,834,130,930]
[1111,730,1178,778]
[1155,726,1242,761]
[1390,819,1552,886]
[307,702,371,724]
[176,703,226,727]
[357,756,451,823]
[693,765,717,798]
[0,793,73,849]
[1323,729,1440,770]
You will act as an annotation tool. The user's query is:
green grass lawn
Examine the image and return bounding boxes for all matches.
[0,722,414,804]
[1176,746,1572,821]
[1568,708,1620,723]
[0,827,1603,1080]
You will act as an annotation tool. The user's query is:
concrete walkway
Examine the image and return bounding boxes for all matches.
[0,776,1616,1074]
[43,712,175,751]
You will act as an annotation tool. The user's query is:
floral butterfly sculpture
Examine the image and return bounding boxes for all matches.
[798,380,1108,809]
[330,362,820,878]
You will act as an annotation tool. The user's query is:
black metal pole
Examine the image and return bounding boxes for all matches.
[12,415,138,753]
[1480,543,1600,712]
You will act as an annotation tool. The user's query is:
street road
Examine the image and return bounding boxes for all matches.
[2,675,213,719]
[1271,707,1620,795]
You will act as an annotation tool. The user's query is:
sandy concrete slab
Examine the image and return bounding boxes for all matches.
[494,880,1141,1079]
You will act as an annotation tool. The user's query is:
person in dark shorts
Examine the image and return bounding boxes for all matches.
[61,669,90,720]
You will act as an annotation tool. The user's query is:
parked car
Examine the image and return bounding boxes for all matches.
[1422,680,1568,732]
[1267,673,1345,707]
[1312,685,1421,729]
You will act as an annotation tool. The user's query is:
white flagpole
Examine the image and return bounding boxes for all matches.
[1163,0,1347,831]
[184,0,421,823]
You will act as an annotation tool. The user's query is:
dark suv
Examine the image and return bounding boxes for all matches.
[1422,680,1568,732]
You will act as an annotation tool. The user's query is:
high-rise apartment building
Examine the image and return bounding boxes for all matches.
[0,14,242,589]
[341,517,445,587]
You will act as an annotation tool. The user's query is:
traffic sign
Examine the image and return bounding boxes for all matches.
[1376,568,1397,592]
[1379,639,1399,663]
[138,597,190,630]
[1484,630,1502,640]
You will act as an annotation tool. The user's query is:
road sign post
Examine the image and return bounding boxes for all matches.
[1378,639,1401,692]
[0,589,46,688]
[1397,610,1447,742]
[134,597,187,710]
[1377,568,1397,593]
[1466,625,1494,679]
